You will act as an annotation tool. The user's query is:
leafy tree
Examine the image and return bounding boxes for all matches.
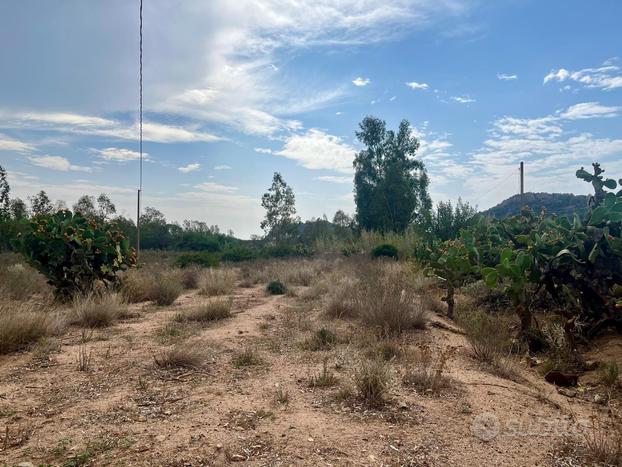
[10,198,28,220]
[353,116,431,232]
[0,165,9,220]
[261,172,299,243]
[139,207,172,250]
[73,195,96,217]
[333,210,354,229]
[73,193,117,221]
[29,190,53,217]
[430,198,477,241]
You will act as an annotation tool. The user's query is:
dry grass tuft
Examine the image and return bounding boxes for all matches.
[357,262,429,336]
[154,344,204,369]
[0,261,51,301]
[324,276,359,319]
[147,271,183,306]
[198,268,237,296]
[232,347,262,368]
[119,268,152,303]
[175,298,232,324]
[402,346,454,394]
[354,358,391,407]
[309,358,338,388]
[180,266,202,289]
[578,415,622,466]
[71,293,127,328]
[303,328,337,351]
[0,302,63,354]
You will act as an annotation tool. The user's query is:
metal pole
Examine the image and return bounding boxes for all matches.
[136,0,143,259]
[520,161,524,206]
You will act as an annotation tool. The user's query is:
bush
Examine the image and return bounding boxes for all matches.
[175,298,232,323]
[372,244,398,260]
[303,328,337,351]
[354,358,391,407]
[261,244,311,259]
[120,268,151,303]
[198,268,236,296]
[147,271,183,306]
[12,210,135,299]
[402,347,454,394]
[154,344,204,369]
[220,247,258,263]
[71,293,127,328]
[0,262,51,301]
[0,302,63,354]
[266,280,287,295]
[180,266,201,289]
[176,252,219,268]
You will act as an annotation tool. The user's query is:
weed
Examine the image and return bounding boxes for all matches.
[76,342,92,371]
[198,268,236,296]
[402,346,454,394]
[175,298,232,324]
[147,270,183,306]
[354,358,391,407]
[599,361,620,388]
[71,293,127,328]
[180,266,202,289]
[274,388,290,405]
[309,358,338,388]
[232,347,262,367]
[266,280,287,295]
[154,344,204,369]
[303,328,337,351]
[0,302,61,354]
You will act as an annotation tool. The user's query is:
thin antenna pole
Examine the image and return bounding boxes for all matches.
[519,161,524,206]
[136,0,143,259]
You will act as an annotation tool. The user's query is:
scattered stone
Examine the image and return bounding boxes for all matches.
[594,394,606,404]
[17,462,34,467]
[557,387,577,398]
[215,443,223,450]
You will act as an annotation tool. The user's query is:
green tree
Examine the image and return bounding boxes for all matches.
[29,190,53,217]
[73,193,117,221]
[261,172,299,243]
[353,116,431,232]
[431,198,477,241]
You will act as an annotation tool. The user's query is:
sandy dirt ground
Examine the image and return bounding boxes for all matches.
[0,283,615,466]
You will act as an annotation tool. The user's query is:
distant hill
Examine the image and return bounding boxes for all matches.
[482,192,589,219]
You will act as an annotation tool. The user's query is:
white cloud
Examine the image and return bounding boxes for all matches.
[0,134,35,152]
[29,155,92,172]
[178,163,201,173]
[315,175,352,184]
[92,147,144,162]
[194,182,239,193]
[0,110,221,144]
[559,102,620,120]
[544,63,622,91]
[497,73,517,81]
[451,95,476,104]
[214,165,231,170]
[405,81,429,90]
[275,129,356,173]
[254,147,273,154]
[352,77,371,87]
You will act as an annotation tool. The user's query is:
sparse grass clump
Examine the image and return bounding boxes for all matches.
[599,361,620,388]
[402,346,454,394]
[303,328,337,351]
[324,276,359,319]
[309,358,338,388]
[180,266,202,289]
[154,344,204,369]
[232,347,262,367]
[175,298,232,324]
[354,358,391,407]
[0,262,51,301]
[198,268,236,296]
[0,302,63,354]
[266,280,287,295]
[357,263,428,336]
[147,271,183,306]
[70,293,127,328]
[119,268,151,303]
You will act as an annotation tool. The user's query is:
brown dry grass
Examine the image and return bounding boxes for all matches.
[0,302,64,354]
[174,298,232,324]
[198,268,237,296]
[70,293,128,328]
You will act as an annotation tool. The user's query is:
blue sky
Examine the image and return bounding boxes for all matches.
[1,0,621,237]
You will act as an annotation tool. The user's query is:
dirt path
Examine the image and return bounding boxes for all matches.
[0,285,601,466]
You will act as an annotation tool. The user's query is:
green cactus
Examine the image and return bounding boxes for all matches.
[576,162,618,208]
[12,210,136,299]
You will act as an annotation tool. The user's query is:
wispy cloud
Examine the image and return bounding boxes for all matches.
[451,95,476,104]
[544,62,622,91]
[178,163,201,173]
[405,81,429,90]
[0,133,35,152]
[352,77,371,87]
[497,73,518,81]
[559,102,620,120]
[92,147,145,162]
[194,182,238,193]
[214,165,231,170]
[254,147,273,154]
[315,175,352,184]
[29,155,92,172]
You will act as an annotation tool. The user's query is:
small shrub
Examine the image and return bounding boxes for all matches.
[175,252,219,268]
[0,302,59,354]
[372,244,398,260]
[220,247,258,263]
[180,266,201,289]
[76,342,92,371]
[120,269,151,303]
[274,388,290,405]
[324,276,359,319]
[266,280,287,295]
[354,358,391,407]
[147,271,183,306]
[303,328,337,351]
[402,346,454,394]
[154,344,204,369]
[232,347,262,367]
[581,416,622,465]
[369,340,403,362]
[70,293,127,328]
[599,361,620,388]
[175,298,232,324]
[456,308,510,364]
[198,268,236,296]
[309,358,338,388]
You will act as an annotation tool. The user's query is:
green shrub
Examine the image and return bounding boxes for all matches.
[220,247,258,263]
[12,210,135,299]
[261,244,311,259]
[266,280,287,295]
[371,243,398,260]
[175,252,219,268]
